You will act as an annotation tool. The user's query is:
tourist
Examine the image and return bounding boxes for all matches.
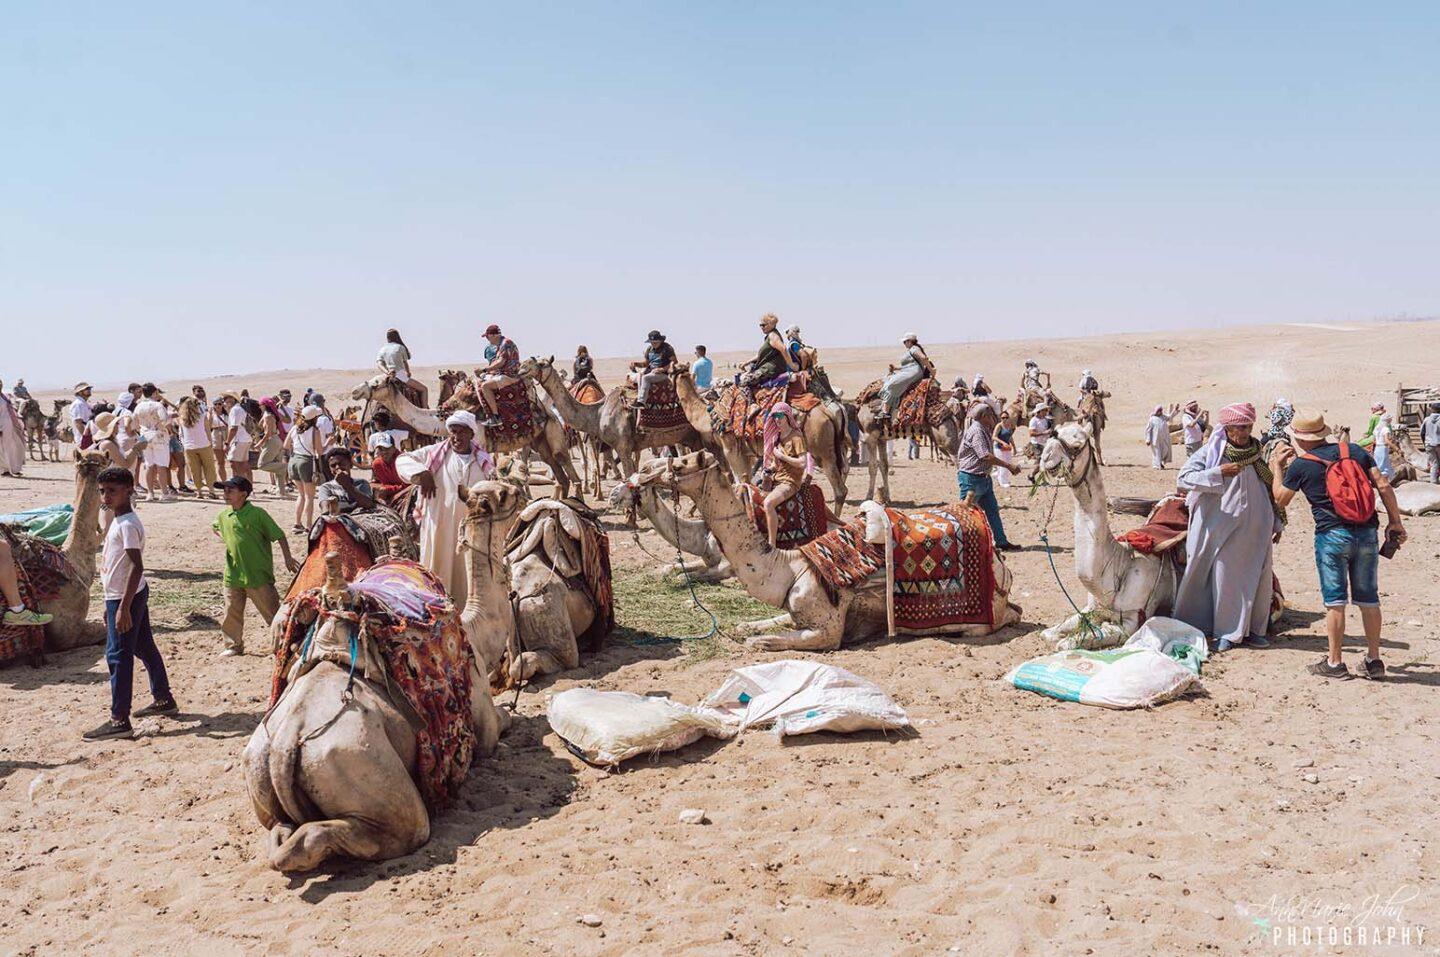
[950,375,970,405]
[132,384,176,502]
[284,405,322,532]
[1144,404,1180,470]
[992,407,1017,489]
[395,410,496,604]
[207,393,230,483]
[475,324,521,427]
[1174,402,1282,652]
[365,408,411,455]
[70,383,94,448]
[221,392,253,483]
[739,314,790,389]
[1028,404,1056,461]
[878,333,933,421]
[907,436,921,460]
[760,403,810,550]
[630,330,677,409]
[212,475,299,657]
[1422,403,1440,484]
[177,397,219,499]
[1,535,53,627]
[1181,401,1208,456]
[368,433,407,504]
[255,397,287,495]
[1021,359,1045,404]
[0,381,24,477]
[1357,401,1385,452]
[376,327,427,407]
[573,345,596,385]
[83,467,176,741]
[955,401,1021,551]
[1272,411,1407,679]
[11,379,29,401]
[1370,404,1395,479]
[692,345,713,391]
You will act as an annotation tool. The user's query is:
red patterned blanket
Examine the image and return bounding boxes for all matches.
[738,482,832,548]
[0,528,75,664]
[486,380,542,451]
[856,377,948,436]
[635,377,689,433]
[1116,496,1189,555]
[271,558,477,812]
[712,382,820,441]
[798,502,996,630]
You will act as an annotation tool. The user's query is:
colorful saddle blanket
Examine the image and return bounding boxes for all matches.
[635,377,688,433]
[487,380,542,451]
[798,502,996,630]
[271,558,477,811]
[0,527,75,664]
[569,379,605,405]
[856,377,948,436]
[739,482,831,549]
[712,382,822,441]
[286,507,413,602]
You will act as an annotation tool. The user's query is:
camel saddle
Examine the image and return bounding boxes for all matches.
[622,375,688,433]
[856,377,948,436]
[711,380,822,442]
[286,507,415,602]
[798,501,997,630]
[569,378,605,405]
[738,482,832,549]
[0,526,74,665]
[502,498,614,662]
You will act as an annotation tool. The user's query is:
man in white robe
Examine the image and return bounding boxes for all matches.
[1173,402,1281,652]
[395,411,495,605]
[1144,404,1179,469]
[0,383,25,476]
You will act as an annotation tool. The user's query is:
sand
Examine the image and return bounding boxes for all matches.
[2,319,1437,956]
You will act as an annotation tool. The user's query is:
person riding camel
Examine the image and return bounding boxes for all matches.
[572,345,596,385]
[761,403,812,550]
[12,379,30,401]
[739,313,791,390]
[877,333,934,421]
[475,323,522,428]
[630,330,678,410]
[1077,368,1099,402]
[1022,359,1045,397]
[377,327,427,408]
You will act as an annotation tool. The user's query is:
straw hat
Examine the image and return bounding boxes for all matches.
[1287,412,1331,441]
[73,382,92,395]
[90,412,120,441]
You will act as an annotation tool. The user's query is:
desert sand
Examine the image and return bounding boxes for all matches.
[2,319,1437,956]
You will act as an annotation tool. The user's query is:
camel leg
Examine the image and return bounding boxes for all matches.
[730,613,794,636]
[746,627,843,652]
[270,811,429,873]
[821,451,848,516]
[875,438,892,503]
[510,647,574,684]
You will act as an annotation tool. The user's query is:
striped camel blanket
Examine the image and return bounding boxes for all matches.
[798,502,996,630]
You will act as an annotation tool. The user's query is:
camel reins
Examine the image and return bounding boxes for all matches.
[621,464,719,643]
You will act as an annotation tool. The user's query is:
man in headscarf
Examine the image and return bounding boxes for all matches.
[1077,369,1099,398]
[394,410,496,603]
[1181,400,1209,456]
[1174,402,1283,652]
[1144,404,1180,469]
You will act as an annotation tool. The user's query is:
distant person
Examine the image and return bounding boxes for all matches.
[1181,401,1209,456]
[212,475,299,657]
[572,345,595,385]
[1272,411,1407,680]
[1422,403,1440,484]
[70,383,95,449]
[83,467,176,741]
[1144,404,1180,470]
[691,345,713,391]
[221,392,254,483]
[132,384,176,502]
[377,327,427,406]
[630,330,677,409]
[878,333,933,421]
[177,397,219,499]
[284,405,323,532]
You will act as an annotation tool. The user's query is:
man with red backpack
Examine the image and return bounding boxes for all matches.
[1271,411,1407,680]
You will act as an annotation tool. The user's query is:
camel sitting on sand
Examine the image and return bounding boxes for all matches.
[35,450,109,651]
[626,451,1020,652]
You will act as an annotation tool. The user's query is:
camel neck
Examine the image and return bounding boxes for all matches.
[64,469,102,577]
[677,472,795,602]
[534,366,600,434]
[1070,460,1125,572]
[672,375,715,437]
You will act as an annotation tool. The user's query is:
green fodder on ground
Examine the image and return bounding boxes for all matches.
[89,573,224,630]
[612,573,775,661]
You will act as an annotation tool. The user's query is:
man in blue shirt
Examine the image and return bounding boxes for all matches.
[691,345,713,391]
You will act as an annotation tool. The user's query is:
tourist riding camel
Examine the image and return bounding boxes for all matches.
[476,323,522,428]
[739,313,791,389]
[572,345,596,388]
[760,404,811,550]
[630,330,677,410]
[878,333,934,422]
[376,327,427,408]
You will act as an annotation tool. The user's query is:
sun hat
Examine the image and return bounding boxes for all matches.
[484,323,502,336]
[1287,412,1331,441]
[301,405,322,421]
[219,390,242,402]
[647,330,664,341]
[902,331,918,342]
[74,382,92,394]
[90,412,120,441]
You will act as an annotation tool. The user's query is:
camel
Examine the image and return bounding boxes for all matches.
[608,480,733,582]
[19,398,57,461]
[37,451,108,651]
[498,499,612,684]
[1077,391,1110,465]
[352,372,580,499]
[1036,422,1178,640]
[244,482,519,873]
[518,356,700,481]
[671,370,851,514]
[626,451,1020,651]
[852,383,964,504]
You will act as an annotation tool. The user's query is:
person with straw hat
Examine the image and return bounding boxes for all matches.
[1272,410,1407,680]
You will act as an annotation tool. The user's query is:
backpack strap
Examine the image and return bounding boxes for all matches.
[1299,452,1326,465]
[1336,442,1351,461]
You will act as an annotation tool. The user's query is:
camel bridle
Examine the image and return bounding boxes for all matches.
[1050,432,1096,488]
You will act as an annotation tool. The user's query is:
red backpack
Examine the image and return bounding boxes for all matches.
[1300,443,1376,524]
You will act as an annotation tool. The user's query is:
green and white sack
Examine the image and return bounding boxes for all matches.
[1006,646,1201,710]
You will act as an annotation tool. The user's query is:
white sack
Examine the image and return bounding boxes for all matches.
[1006,647,1201,710]
[548,689,734,767]
[705,660,910,737]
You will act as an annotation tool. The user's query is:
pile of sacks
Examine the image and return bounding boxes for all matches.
[1007,617,1206,710]
[548,660,910,767]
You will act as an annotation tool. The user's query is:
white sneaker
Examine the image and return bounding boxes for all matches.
[219,647,243,657]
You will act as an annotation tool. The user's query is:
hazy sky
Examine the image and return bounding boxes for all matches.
[6,3,1438,388]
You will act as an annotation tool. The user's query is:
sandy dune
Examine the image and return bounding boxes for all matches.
[2,319,1437,955]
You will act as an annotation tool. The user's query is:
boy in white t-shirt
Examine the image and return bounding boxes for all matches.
[83,467,177,741]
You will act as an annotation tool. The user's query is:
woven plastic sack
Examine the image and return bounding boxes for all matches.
[1006,647,1201,710]
[704,660,910,737]
[547,689,733,767]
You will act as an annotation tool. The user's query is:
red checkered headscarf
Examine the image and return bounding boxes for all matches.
[1217,402,1256,427]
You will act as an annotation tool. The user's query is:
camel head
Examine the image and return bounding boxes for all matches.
[1039,422,1095,484]
[351,373,390,401]
[626,450,721,498]
[458,479,524,525]
[517,355,555,381]
[437,369,466,385]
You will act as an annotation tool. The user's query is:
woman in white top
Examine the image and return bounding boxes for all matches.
[177,397,219,499]
[1371,406,1395,479]
[285,406,323,532]
[377,328,428,407]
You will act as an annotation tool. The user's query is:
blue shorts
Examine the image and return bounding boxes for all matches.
[1314,526,1380,607]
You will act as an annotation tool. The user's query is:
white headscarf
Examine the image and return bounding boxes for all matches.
[115,392,134,410]
[446,410,479,433]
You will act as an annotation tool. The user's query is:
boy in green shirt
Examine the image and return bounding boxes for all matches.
[212,476,300,656]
